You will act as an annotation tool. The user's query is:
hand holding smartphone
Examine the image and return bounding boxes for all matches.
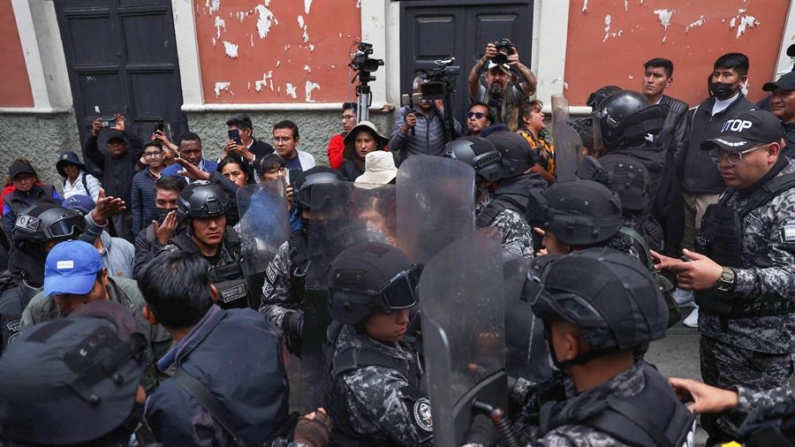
[228,129,243,146]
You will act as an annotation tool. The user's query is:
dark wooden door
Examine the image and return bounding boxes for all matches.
[55,0,186,155]
[400,0,534,123]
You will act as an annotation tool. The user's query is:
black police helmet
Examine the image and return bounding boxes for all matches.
[0,301,147,445]
[525,248,667,365]
[527,179,622,247]
[445,136,503,183]
[586,85,623,109]
[486,131,535,179]
[177,181,229,221]
[328,242,421,326]
[12,203,86,244]
[596,90,649,146]
[592,154,651,212]
[294,166,347,212]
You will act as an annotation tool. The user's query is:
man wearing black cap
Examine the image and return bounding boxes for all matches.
[1,160,61,236]
[82,115,144,243]
[763,71,795,158]
[653,109,795,444]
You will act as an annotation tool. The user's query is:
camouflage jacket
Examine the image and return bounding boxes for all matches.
[477,196,535,258]
[259,240,296,331]
[700,159,795,354]
[331,324,432,447]
[736,384,795,414]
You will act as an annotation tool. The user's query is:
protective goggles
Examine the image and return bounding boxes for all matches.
[297,183,347,210]
[46,214,87,239]
[330,264,422,312]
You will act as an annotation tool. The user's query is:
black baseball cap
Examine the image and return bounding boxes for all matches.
[762,71,795,92]
[8,160,34,178]
[107,130,126,143]
[701,110,785,153]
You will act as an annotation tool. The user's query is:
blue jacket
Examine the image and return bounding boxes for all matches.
[161,158,219,181]
[145,305,289,446]
[130,169,158,236]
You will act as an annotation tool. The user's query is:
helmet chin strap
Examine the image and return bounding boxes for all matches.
[546,337,620,371]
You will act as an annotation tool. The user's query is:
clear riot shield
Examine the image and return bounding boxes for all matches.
[552,97,585,183]
[396,154,476,264]
[420,229,505,447]
[503,252,556,384]
[289,182,397,413]
[236,180,289,310]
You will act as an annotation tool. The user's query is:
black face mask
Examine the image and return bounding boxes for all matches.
[709,81,736,100]
[155,207,173,224]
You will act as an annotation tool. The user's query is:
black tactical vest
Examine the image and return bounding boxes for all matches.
[539,362,694,447]
[324,322,422,447]
[696,173,795,319]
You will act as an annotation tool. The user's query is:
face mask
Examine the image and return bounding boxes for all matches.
[709,81,735,100]
[156,208,173,224]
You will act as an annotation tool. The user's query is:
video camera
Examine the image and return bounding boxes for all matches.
[349,41,384,84]
[420,58,460,100]
[491,38,516,66]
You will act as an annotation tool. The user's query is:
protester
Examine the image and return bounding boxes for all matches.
[339,121,389,182]
[56,151,102,202]
[328,102,357,169]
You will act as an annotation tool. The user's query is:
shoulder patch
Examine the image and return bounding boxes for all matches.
[413,397,433,432]
[781,225,795,242]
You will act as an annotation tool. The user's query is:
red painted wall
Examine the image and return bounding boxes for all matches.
[194,0,362,104]
[564,0,789,107]
[0,0,34,108]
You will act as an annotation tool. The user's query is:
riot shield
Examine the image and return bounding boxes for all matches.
[552,97,585,183]
[396,154,476,264]
[420,229,505,447]
[236,180,289,309]
[503,251,555,384]
[290,182,397,413]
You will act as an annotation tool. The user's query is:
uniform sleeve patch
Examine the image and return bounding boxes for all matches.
[413,397,433,432]
[782,225,795,242]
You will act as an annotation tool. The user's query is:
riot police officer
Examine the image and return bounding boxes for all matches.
[514,248,694,446]
[446,134,536,258]
[324,242,430,447]
[157,181,250,309]
[258,167,346,340]
[0,203,87,351]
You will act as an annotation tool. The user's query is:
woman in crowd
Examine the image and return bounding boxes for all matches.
[517,100,555,184]
[218,155,255,188]
[56,151,102,202]
[339,121,389,182]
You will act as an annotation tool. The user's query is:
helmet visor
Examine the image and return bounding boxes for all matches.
[330,264,422,313]
[44,214,87,240]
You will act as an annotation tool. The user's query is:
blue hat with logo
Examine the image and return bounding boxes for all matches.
[44,240,104,297]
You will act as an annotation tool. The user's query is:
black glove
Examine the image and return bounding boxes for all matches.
[283,310,304,337]
[294,409,332,447]
[465,414,495,447]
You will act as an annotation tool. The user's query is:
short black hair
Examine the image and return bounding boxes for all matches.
[714,53,749,77]
[342,102,357,113]
[178,131,202,146]
[469,101,495,123]
[226,114,253,132]
[217,155,254,184]
[273,120,299,140]
[143,140,163,151]
[255,153,286,178]
[137,251,214,329]
[644,58,674,78]
[153,175,187,195]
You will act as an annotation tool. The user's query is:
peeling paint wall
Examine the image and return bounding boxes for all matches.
[566,0,788,106]
[0,1,34,107]
[194,0,362,104]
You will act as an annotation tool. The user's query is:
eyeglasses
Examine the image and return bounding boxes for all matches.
[144,151,162,158]
[710,144,768,166]
[342,115,356,121]
[467,112,487,120]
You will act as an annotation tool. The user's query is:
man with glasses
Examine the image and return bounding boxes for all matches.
[131,141,166,236]
[465,102,493,137]
[272,120,316,171]
[327,103,357,169]
[653,109,795,445]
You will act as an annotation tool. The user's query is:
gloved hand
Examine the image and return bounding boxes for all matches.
[465,414,495,447]
[283,310,304,337]
[294,408,332,447]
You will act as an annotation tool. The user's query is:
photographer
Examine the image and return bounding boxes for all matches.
[388,76,462,160]
[468,39,536,129]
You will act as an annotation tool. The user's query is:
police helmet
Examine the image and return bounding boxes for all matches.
[445,136,503,183]
[523,248,667,367]
[12,203,87,244]
[592,154,651,212]
[0,301,147,445]
[597,91,668,148]
[177,181,229,221]
[328,242,421,326]
[527,180,622,247]
[586,85,623,110]
[294,166,347,212]
[486,131,536,179]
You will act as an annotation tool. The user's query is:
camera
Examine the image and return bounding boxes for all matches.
[420,58,460,100]
[491,38,515,66]
[349,41,384,84]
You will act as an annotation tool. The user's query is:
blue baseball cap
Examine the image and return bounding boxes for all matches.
[44,240,104,297]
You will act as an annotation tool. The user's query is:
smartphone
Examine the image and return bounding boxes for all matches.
[228,129,243,146]
[154,122,164,133]
[101,117,116,128]
[288,168,302,185]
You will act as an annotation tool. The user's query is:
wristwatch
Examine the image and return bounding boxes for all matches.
[714,267,736,292]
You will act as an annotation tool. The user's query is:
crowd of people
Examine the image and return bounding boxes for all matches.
[0,37,793,447]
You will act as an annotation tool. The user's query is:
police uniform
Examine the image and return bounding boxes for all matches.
[477,195,534,258]
[259,236,304,332]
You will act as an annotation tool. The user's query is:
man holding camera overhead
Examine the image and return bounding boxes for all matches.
[468,39,537,128]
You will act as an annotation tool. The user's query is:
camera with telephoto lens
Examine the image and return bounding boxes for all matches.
[491,38,516,66]
[349,41,384,84]
[420,58,460,100]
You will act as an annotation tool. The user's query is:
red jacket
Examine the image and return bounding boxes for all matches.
[327,133,345,169]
